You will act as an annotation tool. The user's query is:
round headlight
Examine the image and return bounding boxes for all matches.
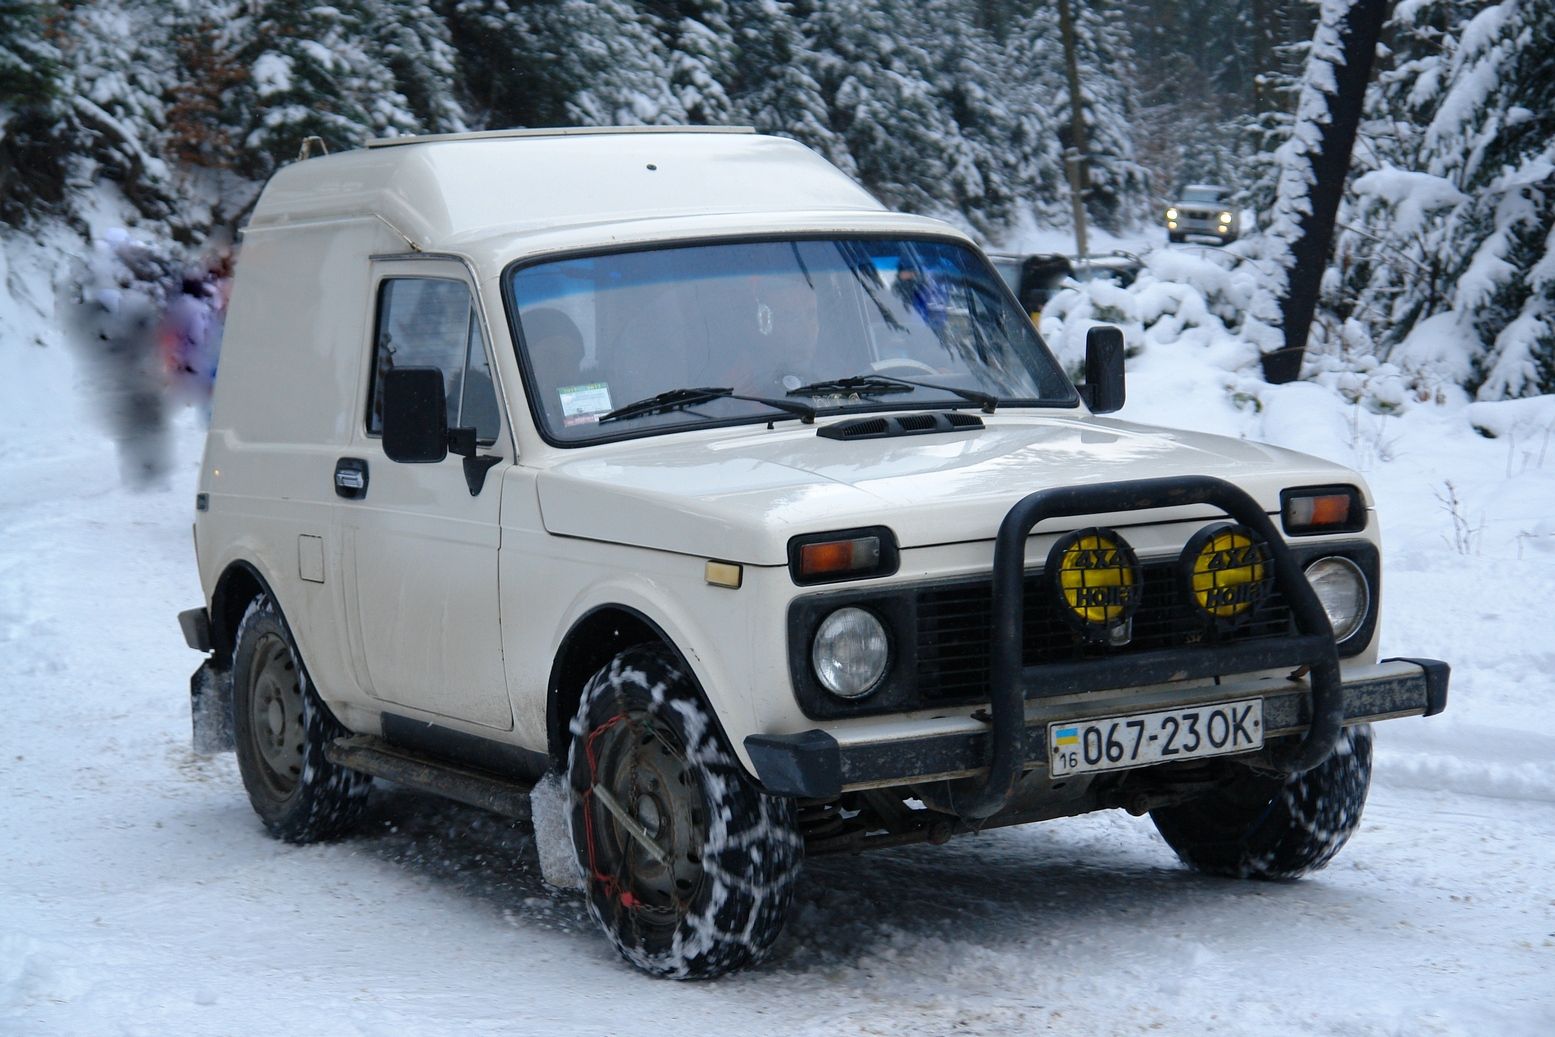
[1304,556,1369,641]
[812,607,889,699]
[1219,211,1233,224]
[1166,207,1179,220]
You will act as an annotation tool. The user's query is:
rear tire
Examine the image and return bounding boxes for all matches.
[231,594,371,843]
[567,645,802,979]
[1150,725,1373,879]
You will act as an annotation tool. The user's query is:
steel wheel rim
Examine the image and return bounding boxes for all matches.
[586,711,707,929]
[247,632,305,796]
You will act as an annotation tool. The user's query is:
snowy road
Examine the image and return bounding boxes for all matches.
[4,365,1555,1035]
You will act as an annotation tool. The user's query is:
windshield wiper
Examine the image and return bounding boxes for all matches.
[782,375,915,398]
[599,386,815,425]
[787,373,999,414]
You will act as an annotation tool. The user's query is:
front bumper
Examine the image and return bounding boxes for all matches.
[1169,212,1236,238]
[746,656,1448,798]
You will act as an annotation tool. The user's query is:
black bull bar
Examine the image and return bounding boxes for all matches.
[945,475,1345,819]
[745,476,1454,820]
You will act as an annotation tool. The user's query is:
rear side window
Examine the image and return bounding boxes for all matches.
[366,277,500,443]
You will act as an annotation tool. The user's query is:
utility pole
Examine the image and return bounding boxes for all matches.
[1058,0,1089,257]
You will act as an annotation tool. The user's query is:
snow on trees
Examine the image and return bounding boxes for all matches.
[3,0,1552,405]
[1332,0,1555,399]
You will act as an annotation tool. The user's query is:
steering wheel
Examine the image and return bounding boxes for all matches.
[870,357,940,376]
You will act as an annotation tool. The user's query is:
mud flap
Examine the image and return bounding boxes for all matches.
[191,659,234,753]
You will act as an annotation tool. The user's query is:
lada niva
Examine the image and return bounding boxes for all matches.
[179,127,1447,979]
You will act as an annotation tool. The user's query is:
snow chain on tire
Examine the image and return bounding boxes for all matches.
[567,644,803,979]
[1150,724,1374,880]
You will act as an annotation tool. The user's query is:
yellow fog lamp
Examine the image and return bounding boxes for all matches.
[1046,528,1142,645]
[1180,523,1273,623]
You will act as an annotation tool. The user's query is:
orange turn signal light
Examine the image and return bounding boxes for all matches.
[1281,486,1366,535]
[800,537,880,577]
[788,527,899,585]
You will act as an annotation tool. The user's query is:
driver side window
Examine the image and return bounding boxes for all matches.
[366,277,501,443]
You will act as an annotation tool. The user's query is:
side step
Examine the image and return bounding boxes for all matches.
[325,735,535,820]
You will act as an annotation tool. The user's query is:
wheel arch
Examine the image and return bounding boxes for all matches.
[210,559,272,669]
[546,604,734,771]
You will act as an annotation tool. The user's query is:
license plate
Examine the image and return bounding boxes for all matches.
[1047,699,1263,778]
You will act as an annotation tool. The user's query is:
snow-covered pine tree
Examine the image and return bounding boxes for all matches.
[1002,5,1071,229]
[1006,1,1147,233]
[551,0,688,125]
[0,0,65,223]
[51,0,180,226]
[0,0,57,110]
[640,0,737,125]
[1431,0,1555,398]
[364,0,468,136]
[226,0,410,177]
[1064,0,1149,231]
[445,0,558,129]
[897,0,1021,234]
[1327,0,1554,398]
[803,0,961,219]
[165,4,247,172]
[1326,0,1469,379]
[727,0,846,172]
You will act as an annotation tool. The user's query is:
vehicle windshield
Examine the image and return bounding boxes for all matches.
[507,236,1077,443]
[1181,186,1223,203]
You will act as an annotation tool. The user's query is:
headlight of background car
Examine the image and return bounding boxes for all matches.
[1166,207,1179,220]
[811,606,889,698]
[1304,556,1369,641]
[1219,211,1233,224]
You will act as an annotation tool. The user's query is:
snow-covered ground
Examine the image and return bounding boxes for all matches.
[3,233,1554,1035]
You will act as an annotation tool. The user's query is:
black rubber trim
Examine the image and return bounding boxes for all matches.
[746,661,1440,798]
[178,607,211,652]
[745,730,843,798]
[1386,657,1450,716]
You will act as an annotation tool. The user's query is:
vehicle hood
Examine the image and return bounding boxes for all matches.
[534,415,1365,565]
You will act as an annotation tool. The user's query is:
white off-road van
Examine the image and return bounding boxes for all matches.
[180,127,1447,979]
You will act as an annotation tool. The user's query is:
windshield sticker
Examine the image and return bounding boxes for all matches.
[559,383,613,426]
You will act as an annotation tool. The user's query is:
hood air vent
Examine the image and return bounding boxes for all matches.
[818,411,985,441]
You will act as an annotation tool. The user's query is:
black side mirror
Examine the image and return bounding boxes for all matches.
[1080,325,1126,414]
[382,367,449,463]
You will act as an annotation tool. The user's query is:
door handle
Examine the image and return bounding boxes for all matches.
[335,457,369,499]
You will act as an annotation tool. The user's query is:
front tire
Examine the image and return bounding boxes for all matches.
[567,645,802,979]
[1150,725,1373,879]
[231,594,371,843]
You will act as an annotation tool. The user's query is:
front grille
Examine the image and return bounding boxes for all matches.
[915,560,1295,703]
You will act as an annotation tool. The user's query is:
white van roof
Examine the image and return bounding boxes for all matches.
[245,129,899,257]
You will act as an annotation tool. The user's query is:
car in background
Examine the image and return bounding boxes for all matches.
[1165,184,1239,244]
[987,250,1143,320]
